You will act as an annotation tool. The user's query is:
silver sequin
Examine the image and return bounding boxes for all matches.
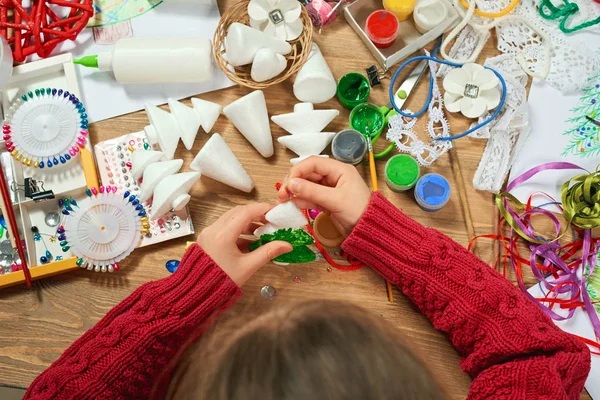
[260,285,276,301]
[44,212,60,227]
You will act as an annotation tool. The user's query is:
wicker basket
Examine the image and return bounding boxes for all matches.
[213,0,313,89]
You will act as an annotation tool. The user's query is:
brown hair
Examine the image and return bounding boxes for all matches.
[168,300,446,400]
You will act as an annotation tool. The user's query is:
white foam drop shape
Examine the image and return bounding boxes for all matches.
[251,48,287,82]
[190,133,255,193]
[225,23,292,67]
[191,98,222,133]
[145,104,182,159]
[271,102,339,135]
[253,223,280,237]
[277,132,335,157]
[168,98,201,150]
[265,201,306,228]
[223,90,274,158]
[290,154,329,165]
[151,172,201,220]
[293,44,337,103]
[139,159,184,202]
[131,150,163,181]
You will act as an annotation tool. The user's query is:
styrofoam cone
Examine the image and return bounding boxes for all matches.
[190,133,255,193]
[271,103,339,135]
[139,159,184,202]
[251,48,287,82]
[145,104,182,159]
[290,154,329,165]
[293,44,336,103]
[265,201,306,228]
[151,172,201,220]
[191,97,222,133]
[131,150,163,181]
[253,223,281,238]
[223,90,274,158]
[277,132,335,156]
[225,22,292,67]
[168,98,201,151]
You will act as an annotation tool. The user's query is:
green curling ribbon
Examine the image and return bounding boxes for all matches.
[561,170,600,229]
[249,228,316,264]
[539,0,600,33]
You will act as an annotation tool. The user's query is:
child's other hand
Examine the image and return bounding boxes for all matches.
[197,204,293,286]
[278,157,371,237]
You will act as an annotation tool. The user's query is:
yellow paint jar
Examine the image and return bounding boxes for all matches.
[383,0,416,21]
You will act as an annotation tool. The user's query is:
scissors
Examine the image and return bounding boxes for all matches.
[372,58,430,159]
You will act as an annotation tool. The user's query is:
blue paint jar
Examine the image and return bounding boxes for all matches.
[414,173,451,212]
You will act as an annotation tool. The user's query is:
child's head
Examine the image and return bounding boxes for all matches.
[169,300,445,400]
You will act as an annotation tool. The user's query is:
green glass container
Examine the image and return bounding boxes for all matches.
[349,102,385,138]
[337,72,370,109]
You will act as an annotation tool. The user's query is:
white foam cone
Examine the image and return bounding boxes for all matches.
[290,154,329,165]
[139,159,184,202]
[265,201,306,228]
[191,98,222,133]
[131,150,163,181]
[277,132,335,156]
[223,90,274,158]
[293,44,336,103]
[145,104,182,159]
[251,48,287,82]
[168,98,201,150]
[151,172,201,220]
[253,223,281,237]
[225,23,292,67]
[190,133,255,193]
[271,103,339,135]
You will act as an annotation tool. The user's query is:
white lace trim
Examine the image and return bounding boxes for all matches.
[386,58,453,167]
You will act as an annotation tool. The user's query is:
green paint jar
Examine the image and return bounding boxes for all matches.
[337,72,370,109]
[385,154,420,192]
[349,102,385,138]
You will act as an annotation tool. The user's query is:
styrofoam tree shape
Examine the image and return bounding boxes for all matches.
[223,90,274,157]
[251,201,315,264]
[151,171,201,220]
[563,75,600,158]
[131,150,163,181]
[271,103,339,135]
[139,159,184,202]
[251,48,287,82]
[145,98,222,156]
[225,22,292,67]
[291,154,329,165]
[190,133,255,193]
[278,132,335,157]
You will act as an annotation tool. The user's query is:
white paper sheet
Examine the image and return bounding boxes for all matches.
[53,0,233,123]
[508,29,600,206]
[528,283,600,398]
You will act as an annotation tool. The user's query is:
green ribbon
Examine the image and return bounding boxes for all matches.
[539,0,600,34]
[561,169,600,229]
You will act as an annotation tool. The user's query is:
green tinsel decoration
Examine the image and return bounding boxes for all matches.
[249,228,316,263]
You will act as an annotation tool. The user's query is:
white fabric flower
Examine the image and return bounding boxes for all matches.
[443,63,501,119]
[248,0,303,41]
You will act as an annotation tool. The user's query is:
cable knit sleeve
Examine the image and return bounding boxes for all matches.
[342,192,591,399]
[24,244,242,400]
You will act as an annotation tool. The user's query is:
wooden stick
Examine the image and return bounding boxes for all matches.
[448,146,477,253]
[492,197,501,271]
[367,136,394,303]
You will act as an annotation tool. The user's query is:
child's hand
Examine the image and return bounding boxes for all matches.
[197,204,293,286]
[278,157,371,237]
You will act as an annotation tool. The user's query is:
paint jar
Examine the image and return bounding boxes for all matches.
[332,129,367,165]
[349,103,385,138]
[365,10,399,48]
[383,0,416,21]
[413,0,448,33]
[414,173,451,212]
[337,73,370,109]
[384,154,420,192]
[313,213,345,247]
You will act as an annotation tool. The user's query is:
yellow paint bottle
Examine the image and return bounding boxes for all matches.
[383,0,416,21]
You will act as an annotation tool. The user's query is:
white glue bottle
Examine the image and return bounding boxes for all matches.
[73,37,213,84]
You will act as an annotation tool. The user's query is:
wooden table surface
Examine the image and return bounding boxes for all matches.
[0,2,592,399]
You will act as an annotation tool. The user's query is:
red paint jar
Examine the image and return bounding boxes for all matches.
[365,10,399,49]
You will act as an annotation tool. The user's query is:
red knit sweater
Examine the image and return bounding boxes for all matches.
[24,192,590,399]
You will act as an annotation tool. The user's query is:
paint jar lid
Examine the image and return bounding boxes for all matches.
[385,154,420,192]
[313,213,345,248]
[349,102,385,138]
[414,173,451,212]
[365,10,399,48]
[332,129,368,165]
[337,72,370,110]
